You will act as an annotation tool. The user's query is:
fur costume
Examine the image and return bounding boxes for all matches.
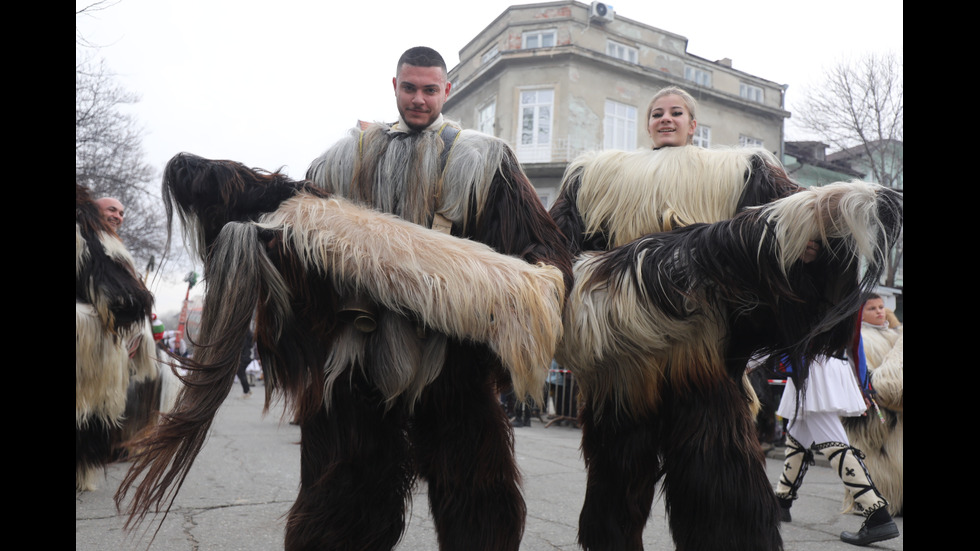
[550,146,801,254]
[843,323,903,516]
[116,140,571,551]
[76,184,161,491]
[549,146,903,551]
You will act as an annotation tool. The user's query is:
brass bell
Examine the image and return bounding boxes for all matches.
[338,295,377,333]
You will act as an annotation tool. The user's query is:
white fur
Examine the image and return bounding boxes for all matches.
[565,146,777,246]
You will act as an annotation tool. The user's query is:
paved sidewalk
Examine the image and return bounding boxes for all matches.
[76,385,903,550]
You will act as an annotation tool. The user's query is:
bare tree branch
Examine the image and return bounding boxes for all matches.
[76,22,166,266]
[794,52,903,288]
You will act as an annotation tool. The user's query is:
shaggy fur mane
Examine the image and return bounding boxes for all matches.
[162,152,329,260]
[558,181,903,419]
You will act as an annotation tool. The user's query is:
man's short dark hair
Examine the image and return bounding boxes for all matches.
[397,46,447,75]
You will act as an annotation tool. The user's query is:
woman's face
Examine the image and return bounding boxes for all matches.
[648,94,697,148]
[862,298,887,326]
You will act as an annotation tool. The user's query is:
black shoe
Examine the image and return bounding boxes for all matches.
[840,513,899,546]
[779,507,791,523]
[777,497,792,523]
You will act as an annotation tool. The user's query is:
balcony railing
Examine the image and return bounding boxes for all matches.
[514,137,604,164]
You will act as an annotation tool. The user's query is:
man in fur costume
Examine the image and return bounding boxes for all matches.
[843,295,903,517]
[116,47,571,551]
[549,143,902,550]
[76,185,158,491]
[298,46,571,551]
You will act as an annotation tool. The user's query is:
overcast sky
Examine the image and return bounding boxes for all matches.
[76,0,903,314]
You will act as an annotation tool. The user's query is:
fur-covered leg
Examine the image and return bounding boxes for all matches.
[285,373,412,551]
[411,344,525,551]
[660,376,782,551]
[577,401,661,551]
[76,419,113,492]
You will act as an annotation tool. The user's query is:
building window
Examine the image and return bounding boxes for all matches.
[606,40,638,64]
[739,134,764,148]
[740,83,764,103]
[692,125,711,148]
[522,29,557,49]
[684,66,712,87]
[603,100,637,150]
[478,101,496,136]
[481,45,498,64]
[517,88,553,162]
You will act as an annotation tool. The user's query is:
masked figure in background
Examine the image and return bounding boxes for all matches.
[76,184,157,491]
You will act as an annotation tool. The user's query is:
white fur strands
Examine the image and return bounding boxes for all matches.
[844,324,903,515]
[307,123,507,233]
[76,302,132,427]
[568,146,778,247]
[866,328,903,412]
[259,193,566,405]
[759,180,902,273]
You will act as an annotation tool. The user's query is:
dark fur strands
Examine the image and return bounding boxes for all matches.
[115,222,272,533]
[472,146,575,291]
[559,181,902,550]
[162,152,329,259]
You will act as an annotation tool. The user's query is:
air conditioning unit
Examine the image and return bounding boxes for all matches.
[590,2,615,23]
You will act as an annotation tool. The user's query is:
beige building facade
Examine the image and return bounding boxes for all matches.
[443,1,791,206]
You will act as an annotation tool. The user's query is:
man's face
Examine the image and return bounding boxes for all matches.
[95,198,125,230]
[393,64,451,131]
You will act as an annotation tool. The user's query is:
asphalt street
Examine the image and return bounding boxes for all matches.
[76,382,903,550]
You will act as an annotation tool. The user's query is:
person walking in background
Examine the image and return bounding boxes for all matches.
[236,329,253,398]
[774,349,900,546]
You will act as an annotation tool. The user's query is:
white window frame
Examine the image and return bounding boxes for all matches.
[522,29,557,49]
[692,125,711,148]
[684,65,712,87]
[740,83,764,103]
[739,134,764,148]
[517,87,554,163]
[603,99,637,150]
[606,40,638,64]
[477,100,496,136]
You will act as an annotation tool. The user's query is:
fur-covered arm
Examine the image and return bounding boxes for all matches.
[548,170,612,256]
[470,146,574,294]
[869,329,903,412]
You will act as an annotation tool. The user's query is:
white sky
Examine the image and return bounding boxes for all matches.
[76,0,903,314]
